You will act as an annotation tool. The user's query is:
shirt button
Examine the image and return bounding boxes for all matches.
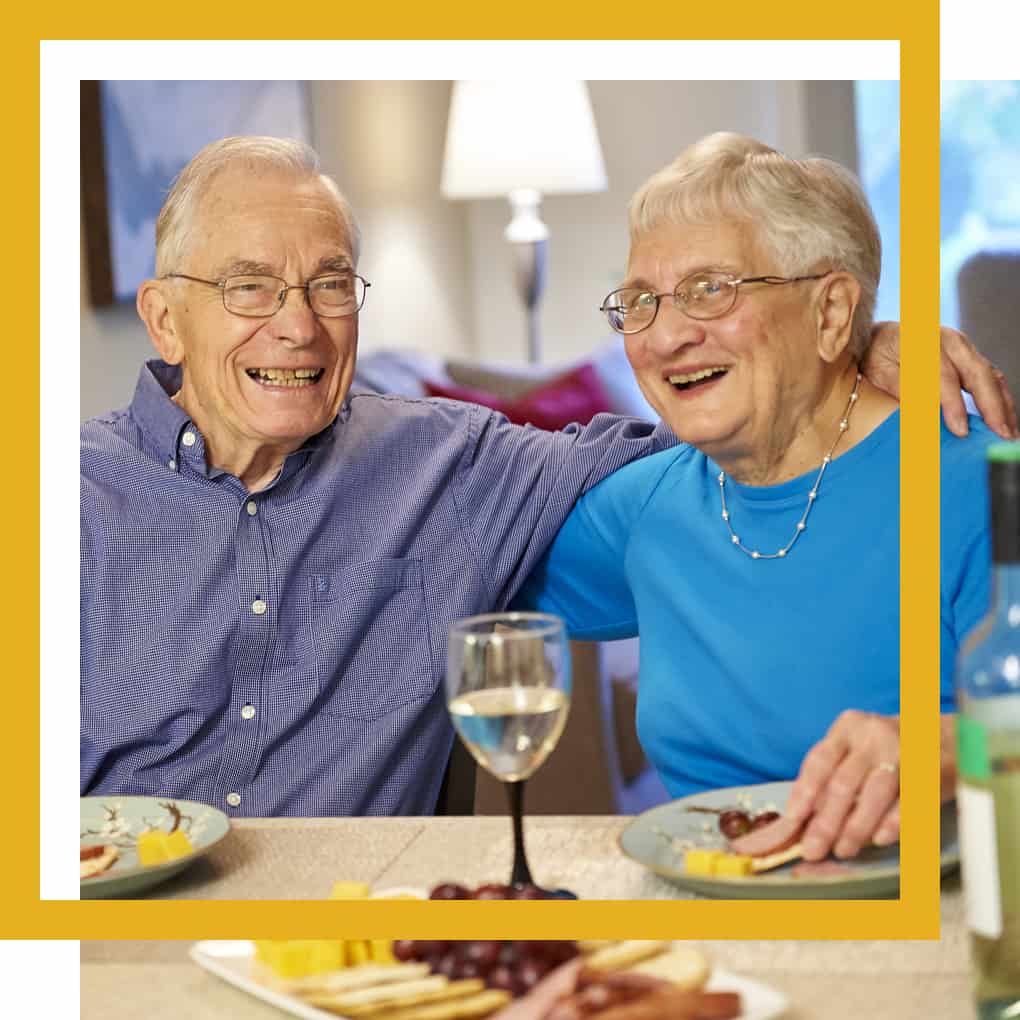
[241,704,256,720]
[251,599,267,615]
[182,431,197,447]
[167,459,177,471]
[246,501,258,516]
[226,792,241,808]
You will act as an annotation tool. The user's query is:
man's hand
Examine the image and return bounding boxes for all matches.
[865,322,1019,439]
[784,709,901,862]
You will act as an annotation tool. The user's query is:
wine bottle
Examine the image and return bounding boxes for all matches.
[956,442,1020,1020]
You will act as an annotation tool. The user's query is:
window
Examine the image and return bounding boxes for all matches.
[940,80,1020,327]
[853,81,900,323]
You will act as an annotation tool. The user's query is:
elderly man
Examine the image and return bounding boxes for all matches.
[81,136,1012,817]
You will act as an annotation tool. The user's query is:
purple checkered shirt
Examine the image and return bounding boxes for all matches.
[81,361,674,816]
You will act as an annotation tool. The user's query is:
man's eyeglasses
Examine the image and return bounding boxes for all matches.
[600,270,830,335]
[164,272,370,319]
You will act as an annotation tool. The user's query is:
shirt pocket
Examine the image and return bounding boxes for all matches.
[308,558,436,720]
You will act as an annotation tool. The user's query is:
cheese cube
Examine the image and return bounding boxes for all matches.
[329,881,371,900]
[714,853,754,877]
[684,849,724,876]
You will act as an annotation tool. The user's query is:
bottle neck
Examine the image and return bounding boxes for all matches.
[990,561,1020,619]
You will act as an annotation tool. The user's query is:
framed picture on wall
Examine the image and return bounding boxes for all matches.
[80,80,312,307]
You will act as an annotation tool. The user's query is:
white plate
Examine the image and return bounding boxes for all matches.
[190,940,789,1020]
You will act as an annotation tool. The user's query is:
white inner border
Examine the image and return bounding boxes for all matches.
[47,40,898,900]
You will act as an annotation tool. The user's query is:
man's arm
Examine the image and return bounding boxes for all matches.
[453,406,674,613]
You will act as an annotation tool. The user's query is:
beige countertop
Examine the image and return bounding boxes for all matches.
[86,817,974,1018]
[81,916,974,1020]
[143,815,922,901]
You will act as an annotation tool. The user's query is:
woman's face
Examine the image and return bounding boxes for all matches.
[623,220,823,466]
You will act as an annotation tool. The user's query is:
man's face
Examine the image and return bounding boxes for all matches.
[160,169,359,463]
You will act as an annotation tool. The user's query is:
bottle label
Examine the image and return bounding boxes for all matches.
[957,782,1003,938]
[958,715,992,780]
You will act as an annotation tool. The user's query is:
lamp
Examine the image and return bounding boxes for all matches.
[441,80,608,363]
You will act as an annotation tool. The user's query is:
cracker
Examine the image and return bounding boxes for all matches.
[583,941,671,973]
[305,975,449,1010]
[751,842,804,873]
[625,945,711,991]
[279,962,431,996]
[339,980,487,1018]
[364,989,512,1020]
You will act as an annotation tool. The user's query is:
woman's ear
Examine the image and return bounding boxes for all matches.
[815,273,861,364]
[137,280,184,365]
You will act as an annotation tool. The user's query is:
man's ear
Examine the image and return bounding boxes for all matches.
[815,272,861,364]
[137,280,184,365]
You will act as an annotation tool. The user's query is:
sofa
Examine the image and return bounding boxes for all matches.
[353,340,671,816]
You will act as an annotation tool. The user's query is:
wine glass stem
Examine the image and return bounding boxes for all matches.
[507,779,534,887]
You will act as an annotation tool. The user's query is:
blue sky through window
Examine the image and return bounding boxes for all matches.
[853,81,900,324]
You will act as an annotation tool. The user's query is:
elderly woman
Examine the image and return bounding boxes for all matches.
[516,132,993,862]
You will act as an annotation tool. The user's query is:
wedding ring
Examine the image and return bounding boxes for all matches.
[874,761,898,775]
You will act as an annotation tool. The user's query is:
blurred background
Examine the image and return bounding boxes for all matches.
[80,80,900,423]
[940,80,1020,400]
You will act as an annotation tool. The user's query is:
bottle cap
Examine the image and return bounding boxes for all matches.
[987,441,1020,463]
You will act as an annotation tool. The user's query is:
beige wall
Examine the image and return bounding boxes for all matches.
[80,80,856,421]
[465,80,857,364]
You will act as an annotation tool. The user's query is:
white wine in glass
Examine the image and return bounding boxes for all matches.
[447,612,572,894]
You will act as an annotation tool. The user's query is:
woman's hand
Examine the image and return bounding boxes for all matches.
[784,709,901,861]
[864,322,1018,439]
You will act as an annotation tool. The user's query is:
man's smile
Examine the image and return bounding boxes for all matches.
[245,367,325,388]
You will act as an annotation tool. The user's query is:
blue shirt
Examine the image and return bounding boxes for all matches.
[81,360,675,817]
[518,411,968,797]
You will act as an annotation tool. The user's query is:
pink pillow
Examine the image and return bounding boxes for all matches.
[424,363,614,431]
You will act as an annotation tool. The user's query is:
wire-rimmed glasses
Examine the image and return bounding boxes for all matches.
[600,270,830,334]
[164,272,370,318]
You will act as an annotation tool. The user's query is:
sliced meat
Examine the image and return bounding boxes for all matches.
[80,844,119,880]
[728,814,804,856]
[592,988,742,1020]
[791,859,854,880]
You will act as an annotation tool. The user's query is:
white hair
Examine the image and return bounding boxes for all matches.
[628,132,881,358]
[154,136,361,276]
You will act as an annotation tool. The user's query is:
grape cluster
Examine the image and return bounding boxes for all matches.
[428,882,554,901]
[395,886,578,998]
[392,937,578,997]
[718,809,780,840]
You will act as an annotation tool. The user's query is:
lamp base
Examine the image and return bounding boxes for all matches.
[505,189,548,364]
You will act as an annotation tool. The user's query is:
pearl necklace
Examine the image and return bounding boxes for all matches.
[717,372,862,560]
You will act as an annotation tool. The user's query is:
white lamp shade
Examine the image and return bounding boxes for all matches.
[441,80,608,199]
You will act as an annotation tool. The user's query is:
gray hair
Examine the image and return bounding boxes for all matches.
[155,136,361,276]
[628,132,881,358]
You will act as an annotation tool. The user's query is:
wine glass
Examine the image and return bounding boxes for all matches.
[446,612,573,897]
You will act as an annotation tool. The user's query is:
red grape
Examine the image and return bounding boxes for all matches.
[472,883,512,900]
[415,940,449,959]
[487,964,515,992]
[514,958,550,993]
[391,939,418,962]
[511,883,547,900]
[430,882,471,900]
[718,809,752,839]
[462,941,501,970]
[436,951,461,980]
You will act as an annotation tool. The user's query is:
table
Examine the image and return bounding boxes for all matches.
[137,815,927,901]
[80,902,975,1020]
